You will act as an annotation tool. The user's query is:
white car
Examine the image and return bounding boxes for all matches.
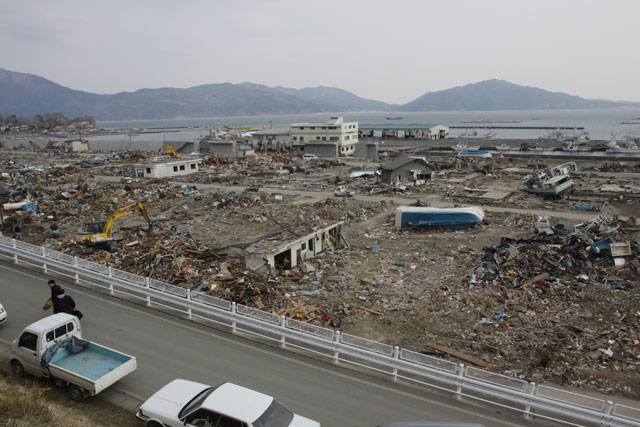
[0,302,6,325]
[136,379,320,427]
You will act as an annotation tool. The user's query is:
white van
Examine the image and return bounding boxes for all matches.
[302,154,318,160]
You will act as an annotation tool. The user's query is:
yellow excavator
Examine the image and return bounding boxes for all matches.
[161,144,181,158]
[77,202,159,251]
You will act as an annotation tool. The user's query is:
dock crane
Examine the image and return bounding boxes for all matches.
[77,202,158,251]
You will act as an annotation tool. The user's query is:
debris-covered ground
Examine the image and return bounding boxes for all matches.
[1,148,640,399]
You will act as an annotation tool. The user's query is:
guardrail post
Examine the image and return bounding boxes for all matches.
[524,382,536,419]
[41,247,47,273]
[280,315,286,348]
[186,289,192,319]
[455,363,465,399]
[12,239,18,264]
[145,277,151,307]
[333,331,341,364]
[392,346,400,381]
[73,257,79,283]
[602,400,614,424]
[231,302,237,333]
[107,267,114,295]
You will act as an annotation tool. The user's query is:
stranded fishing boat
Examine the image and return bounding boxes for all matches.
[395,206,485,231]
[520,162,577,196]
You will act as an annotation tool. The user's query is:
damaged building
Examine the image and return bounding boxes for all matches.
[244,221,345,271]
[381,156,435,185]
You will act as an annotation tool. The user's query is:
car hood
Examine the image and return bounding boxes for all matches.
[289,414,321,427]
[139,379,210,425]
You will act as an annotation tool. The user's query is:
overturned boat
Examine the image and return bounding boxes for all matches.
[520,162,577,196]
[395,206,485,231]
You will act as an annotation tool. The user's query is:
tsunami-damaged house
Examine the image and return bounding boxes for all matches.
[244,221,345,271]
[381,156,434,186]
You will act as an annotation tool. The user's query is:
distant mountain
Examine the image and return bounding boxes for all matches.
[0,69,392,120]
[1,69,638,121]
[401,79,638,111]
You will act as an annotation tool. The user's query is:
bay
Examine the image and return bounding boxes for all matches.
[93,109,640,148]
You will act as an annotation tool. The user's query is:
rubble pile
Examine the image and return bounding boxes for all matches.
[1,149,640,398]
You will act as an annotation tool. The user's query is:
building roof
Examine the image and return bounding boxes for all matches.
[359,124,446,130]
[382,156,431,171]
[252,128,290,136]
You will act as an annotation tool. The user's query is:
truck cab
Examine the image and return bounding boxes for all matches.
[11,313,81,377]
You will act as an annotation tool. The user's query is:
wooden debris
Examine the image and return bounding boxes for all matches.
[426,342,491,368]
[359,306,382,315]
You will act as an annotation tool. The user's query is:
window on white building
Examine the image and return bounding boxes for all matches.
[180,165,185,171]
[173,166,178,172]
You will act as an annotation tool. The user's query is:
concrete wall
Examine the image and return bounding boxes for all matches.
[355,142,378,161]
[304,143,339,158]
[200,140,236,156]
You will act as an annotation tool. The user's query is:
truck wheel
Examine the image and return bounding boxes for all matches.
[11,360,25,377]
[146,422,164,427]
[68,384,87,402]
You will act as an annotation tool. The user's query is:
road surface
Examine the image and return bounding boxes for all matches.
[0,262,542,427]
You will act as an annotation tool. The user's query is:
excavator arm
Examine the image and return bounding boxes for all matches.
[80,201,155,243]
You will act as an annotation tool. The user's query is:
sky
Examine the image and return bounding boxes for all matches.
[2,0,639,104]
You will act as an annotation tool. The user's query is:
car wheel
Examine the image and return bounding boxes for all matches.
[68,384,87,402]
[11,360,25,377]
[146,421,164,427]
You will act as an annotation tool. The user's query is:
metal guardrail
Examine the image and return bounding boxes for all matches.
[0,236,638,427]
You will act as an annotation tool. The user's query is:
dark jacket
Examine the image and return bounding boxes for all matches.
[54,294,76,315]
[50,284,62,300]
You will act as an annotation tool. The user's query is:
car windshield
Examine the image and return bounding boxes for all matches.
[178,386,216,419]
[252,399,293,427]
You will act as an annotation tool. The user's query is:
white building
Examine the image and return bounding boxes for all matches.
[133,158,199,179]
[290,116,358,157]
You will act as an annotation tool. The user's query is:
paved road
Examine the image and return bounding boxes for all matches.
[0,262,541,427]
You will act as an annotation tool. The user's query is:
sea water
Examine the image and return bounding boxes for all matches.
[93,108,640,147]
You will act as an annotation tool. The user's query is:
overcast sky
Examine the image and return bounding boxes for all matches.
[2,0,639,104]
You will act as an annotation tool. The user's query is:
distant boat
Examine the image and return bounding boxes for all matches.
[386,114,402,120]
[606,139,640,154]
[395,206,485,231]
[458,150,492,159]
[495,144,511,151]
[454,141,479,151]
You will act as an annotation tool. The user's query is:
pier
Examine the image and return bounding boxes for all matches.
[449,125,585,130]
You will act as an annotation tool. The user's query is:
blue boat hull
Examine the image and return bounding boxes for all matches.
[395,207,485,231]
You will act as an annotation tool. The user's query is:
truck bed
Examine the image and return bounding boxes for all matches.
[49,342,136,395]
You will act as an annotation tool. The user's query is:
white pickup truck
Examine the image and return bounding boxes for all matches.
[334,186,354,197]
[10,313,137,402]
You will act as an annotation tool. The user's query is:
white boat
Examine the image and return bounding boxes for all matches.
[385,113,403,120]
[495,144,511,151]
[520,162,577,196]
[458,150,492,159]
[454,141,479,151]
[459,129,495,139]
[606,139,640,154]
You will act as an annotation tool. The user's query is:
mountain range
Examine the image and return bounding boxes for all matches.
[0,68,637,121]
